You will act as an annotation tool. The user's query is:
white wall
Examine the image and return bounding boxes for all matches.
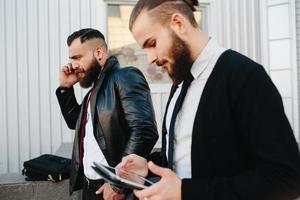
[211,0,261,62]
[0,0,272,174]
[295,0,300,146]
[0,0,106,174]
[260,0,299,142]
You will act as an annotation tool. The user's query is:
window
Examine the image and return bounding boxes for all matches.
[106,1,206,83]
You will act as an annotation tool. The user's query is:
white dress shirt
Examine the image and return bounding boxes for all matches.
[83,97,108,180]
[166,39,227,178]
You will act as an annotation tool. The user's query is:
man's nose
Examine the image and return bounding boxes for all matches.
[71,62,80,70]
[147,51,157,65]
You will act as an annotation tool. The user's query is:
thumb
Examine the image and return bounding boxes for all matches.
[148,161,169,177]
[95,184,105,195]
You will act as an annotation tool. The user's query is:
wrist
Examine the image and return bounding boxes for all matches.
[59,85,73,89]
[110,184,126,194]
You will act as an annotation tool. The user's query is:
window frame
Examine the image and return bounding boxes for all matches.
[104,0,214,90]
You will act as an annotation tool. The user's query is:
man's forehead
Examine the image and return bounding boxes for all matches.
[132,12,162,45]
[69,38,94,53]
[68,39,86,58]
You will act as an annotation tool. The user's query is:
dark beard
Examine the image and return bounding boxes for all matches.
[169,31,193,85]
[79,58,101,88]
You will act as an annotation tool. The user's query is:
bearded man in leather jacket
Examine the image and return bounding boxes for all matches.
[56,28,158,200]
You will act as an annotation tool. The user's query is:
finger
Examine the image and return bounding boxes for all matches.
[147,161,170,177]
[61,66,69,73]
[122,156,134,166]
[123,154,137,163]
[65,63,73,73]
[95,184,105,195]
[116,157,127,169]
[134,186,157,200]
[66,63,72,69]
[115,168,126,177]
[61,64,72,74]
[118,155,134,169]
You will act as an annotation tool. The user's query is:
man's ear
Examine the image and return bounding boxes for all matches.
[169,13,186,35]
[94,47,103,61]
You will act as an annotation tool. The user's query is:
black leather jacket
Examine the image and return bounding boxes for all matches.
[56,56,158,194]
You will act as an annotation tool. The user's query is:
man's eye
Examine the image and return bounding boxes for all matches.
[150,41,156,47]
[148,40,156,47]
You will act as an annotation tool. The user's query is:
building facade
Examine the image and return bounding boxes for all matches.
[0,0,299,174]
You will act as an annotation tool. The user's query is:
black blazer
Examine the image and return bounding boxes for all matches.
[56,56,158,194]
[159,50,300,200]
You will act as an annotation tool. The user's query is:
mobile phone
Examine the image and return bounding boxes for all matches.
[92,162,153,190]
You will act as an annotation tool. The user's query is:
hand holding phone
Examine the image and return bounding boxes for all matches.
[59,63,79,88]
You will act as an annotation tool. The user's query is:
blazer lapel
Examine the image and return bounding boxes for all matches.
[90,56,119,125]
[88,57,119,165]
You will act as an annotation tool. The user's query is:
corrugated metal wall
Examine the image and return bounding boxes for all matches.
[0,0,106,174]
[296,0,300,146]
[0,0,265,174]
[213,0,261,62]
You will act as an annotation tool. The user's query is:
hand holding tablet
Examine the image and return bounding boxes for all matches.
[92,162,153,190]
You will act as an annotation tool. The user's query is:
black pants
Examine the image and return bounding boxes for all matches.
[82,177,105,200]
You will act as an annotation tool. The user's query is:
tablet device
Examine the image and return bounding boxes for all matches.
[92,162,153,190]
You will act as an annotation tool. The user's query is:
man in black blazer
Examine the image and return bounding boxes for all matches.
[56,28,158,200]
[117,0,300,200]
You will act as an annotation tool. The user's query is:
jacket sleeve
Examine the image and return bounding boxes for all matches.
[182,66,300,200]
[56,86,81,130]
[115,67,158,157]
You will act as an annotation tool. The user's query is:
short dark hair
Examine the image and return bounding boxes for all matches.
[67,28,106,47]
[129,0,199,31]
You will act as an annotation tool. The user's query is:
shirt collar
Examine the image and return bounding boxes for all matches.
[190,38,223,80]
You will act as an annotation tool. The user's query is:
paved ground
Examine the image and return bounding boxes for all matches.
[0,173,80,200]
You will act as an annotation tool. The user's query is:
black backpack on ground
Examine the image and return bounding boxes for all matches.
[22,154,71,182]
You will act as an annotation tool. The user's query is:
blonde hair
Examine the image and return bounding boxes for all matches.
[129,0,199,31]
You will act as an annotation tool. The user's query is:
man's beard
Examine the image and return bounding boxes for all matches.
[78,58,101,88]
[164,31,193,85]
